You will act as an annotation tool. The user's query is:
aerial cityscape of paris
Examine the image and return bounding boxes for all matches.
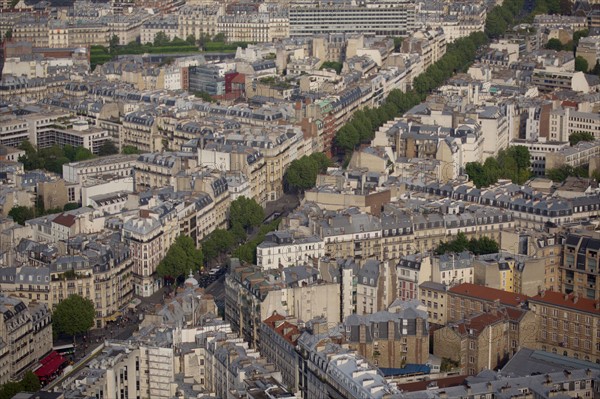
[0,0,599,397]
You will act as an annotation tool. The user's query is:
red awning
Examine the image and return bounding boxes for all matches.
[34,351,66,378]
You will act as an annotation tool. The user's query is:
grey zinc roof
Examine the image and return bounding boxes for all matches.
[357,259,380,287]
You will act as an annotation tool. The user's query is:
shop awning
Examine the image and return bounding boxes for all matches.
[34,351,66,379]
[104,311,122,322]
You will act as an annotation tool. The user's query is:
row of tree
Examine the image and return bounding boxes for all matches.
[546,164,591,182]
[202,196,265,264]
[284,153,331,193]
[156,196,265,279]
[156,235,204,279]
[333,31,489,159]
[435,232,500,255]
[465,146,532,188]
[485,0,525,39]
[233,217,281,264]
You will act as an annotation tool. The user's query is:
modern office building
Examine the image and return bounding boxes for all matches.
[289,0,416,38]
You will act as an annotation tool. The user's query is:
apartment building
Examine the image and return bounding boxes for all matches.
[225,261,341,348]
[121,112,161,153]
[397,254,432,301]
[140,15,178,44]
[400,368,599,399]
[473,252,545,295]
[296,324,399,399]
[260,314,302,394]
[256,231,324,269]
[356,259,397,315]
[447,283,529,323]
[561,233,600,301]
[345,303,429,368]
[548,107,600,143]
[217,14,273,43]
[545,140,600,172]
[62,154,138,185]
[196,142,267,206]
[419,281,448,325]
[122,210,164,297]
[0,296,52,381]
[529,291,600,362]
[431,252,475,287]
[434,307,536,375]
[70,338,178,399]
[134,152,197,191]
[289,0,416,38]
[36,119,113,155]
[576,36,600,70]
[177,5,220,40]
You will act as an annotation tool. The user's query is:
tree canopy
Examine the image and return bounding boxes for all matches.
[18,141,94,174]
[0,372,40,399]
[8,206,35,225]
[575,56,589,72]
[122,145,141,155]
[546,164,589,182]
[98,140,119,156]
[157,235,203,278]
[229,196,264,231]
[569,131,595,146]
[435,232,500,255]
[320,61,343,74]
[465,146,532,188]
[53,294,95,339]
[333,31,489,159]
[284,153,331,193]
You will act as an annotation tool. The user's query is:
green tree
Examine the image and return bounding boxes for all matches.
[53,294,95,343]
[545,38,563,51]
[4,29,12,40]
[575,56,589,72]
[98,140,119,156]
[229,196,264,231]
[20,371,41,392]
[546,165,589,182]
[186,34,196,46]
[157,235,202,278]
[8,206,35,225]
[153,31,170,46]
[122,145,141,155]
[109,34,120,53]
[212,32,226,42]
[193,91,215,102]
[74,147,95,161]
[569,131,595,146]
[319,61,343,74]
[63,203,80,211]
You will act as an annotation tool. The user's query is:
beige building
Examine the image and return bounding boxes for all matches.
[225,261,341,348]
[121,112,162,153]
[355,259,397,315]
[123,210,164,297]
[447,283,529,323]
[500,230,562,292]
[134,152,197,191]
[530,291,600,363]
[419,281,448,325]
[345,304,429,368]
[433,307,536,375]
[0,296,52,381]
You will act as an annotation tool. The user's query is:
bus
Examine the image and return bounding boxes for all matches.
[52,344,75,356]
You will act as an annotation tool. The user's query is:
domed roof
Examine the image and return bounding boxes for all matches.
[184,271,198,288]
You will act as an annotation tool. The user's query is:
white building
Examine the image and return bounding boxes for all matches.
[257,231,324,269]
